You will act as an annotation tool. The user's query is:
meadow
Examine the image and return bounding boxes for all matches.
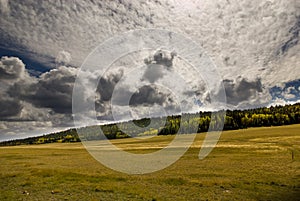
[1,125,300,201]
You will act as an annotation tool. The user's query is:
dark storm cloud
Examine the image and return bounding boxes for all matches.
[0,56,27,119]
[129,85,170,107]
[0,99,22,120]
[96,70,124,101]
[95,70,124,114]
[111,85,171,107]
[8,66,77,114]
[223,78,263,105]
[95,70,174,115]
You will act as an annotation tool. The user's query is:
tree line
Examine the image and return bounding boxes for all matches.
[1,103,300,146]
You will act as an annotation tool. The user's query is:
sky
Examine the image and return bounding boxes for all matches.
[0,0,299,141]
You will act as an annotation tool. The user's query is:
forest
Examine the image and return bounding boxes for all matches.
[1,103,300,146]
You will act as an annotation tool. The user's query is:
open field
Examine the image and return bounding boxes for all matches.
[1,125,300,201]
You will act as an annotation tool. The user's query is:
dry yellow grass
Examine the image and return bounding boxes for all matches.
[1,125,300,200]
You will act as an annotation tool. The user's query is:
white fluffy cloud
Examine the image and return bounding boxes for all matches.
[268,97,300,107]
[283,86,297,99]
[55,50,71,66]
[0,56,28,81]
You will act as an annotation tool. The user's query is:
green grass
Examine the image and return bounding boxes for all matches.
[1,125,300,200]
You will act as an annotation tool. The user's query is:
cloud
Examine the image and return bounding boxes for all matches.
[1,1,300,140]
[0,120,67,142]
[92,61,182,120]
[268,97,300,107]
[0,56,78,134]
[96,69,124,102]
[0,0,299,96]
[94,69,124,118]
[145,50,176,68]
[0,0,299,88]
[33,66,77,113]
[108,84,179,121]
[169,0,300,88]
[0,0,10,14]
[0,56,30,120]
[143,63,165,83]
[222,77,271,108]
[129,85,171,107]
[0,0,164,67]
[0,98,22,119]
[270,79,300,101]
[0,56,26,80]
[9,66,77,114]
[277,16,300,55]
[283,86,296,99]
[55,50,71,66]
[111,85,168,108]
[142,50,176,83]
[0,57,78,140]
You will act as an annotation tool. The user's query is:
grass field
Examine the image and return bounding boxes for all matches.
[1,125,300,201]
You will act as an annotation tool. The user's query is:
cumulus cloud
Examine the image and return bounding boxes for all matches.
[9,66,77,114]
[32,66,77,113]
[143,63,165,83]
[94,68,178,120]
[55,50,71,66]
[0,98,22,119]
[96,69,124,102]
[109,84,179,122]
[129,85,172,107]
[142,50,176,83]
[222,77,271,108]
[0,56,27,80]
[270,79,300,102]
[0,56,31,120]
[283,86,297,99]
[268,97,300,107]
[0,56,78,140]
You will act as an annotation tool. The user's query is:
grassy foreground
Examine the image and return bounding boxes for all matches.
[1,125,300,201]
